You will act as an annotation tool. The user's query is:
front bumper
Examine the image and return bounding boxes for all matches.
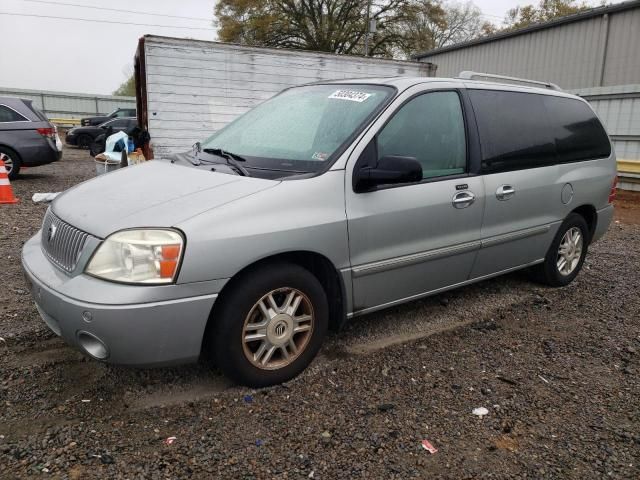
[21,233,220,366]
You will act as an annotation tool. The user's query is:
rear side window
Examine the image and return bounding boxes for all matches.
[468,89,555,172]
[0,105,28,123]
[543,96,611,162]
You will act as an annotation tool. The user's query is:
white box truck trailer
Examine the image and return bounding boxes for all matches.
[134,35,436,157]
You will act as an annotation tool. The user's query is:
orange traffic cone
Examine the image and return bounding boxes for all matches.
[0,159,19,204]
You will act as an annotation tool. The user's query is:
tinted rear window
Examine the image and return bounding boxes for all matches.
[543,96,611,162]
[469,89,556,172]
[470,90,612,172]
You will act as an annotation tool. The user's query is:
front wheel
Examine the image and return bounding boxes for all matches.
[531,213,589,287]
[208,262,328,387]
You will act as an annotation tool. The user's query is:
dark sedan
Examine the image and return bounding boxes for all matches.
[80,107,136,127]
[0,96,62,180]
[66,117,137,148]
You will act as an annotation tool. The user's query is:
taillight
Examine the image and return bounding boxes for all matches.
[608,175,617,204]
[37,127,56,139]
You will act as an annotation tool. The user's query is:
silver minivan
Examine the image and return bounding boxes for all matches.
[22,74,617,387]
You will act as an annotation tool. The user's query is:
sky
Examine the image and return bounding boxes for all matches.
[0,0,599,95]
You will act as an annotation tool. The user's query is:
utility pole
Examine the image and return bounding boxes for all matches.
[364,0,372,56]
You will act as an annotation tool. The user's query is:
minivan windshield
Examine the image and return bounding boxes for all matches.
[201,84,394,173]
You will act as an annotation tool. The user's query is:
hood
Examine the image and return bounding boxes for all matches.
[52,160,279,238]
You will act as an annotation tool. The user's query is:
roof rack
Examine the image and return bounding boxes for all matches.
[457,71,562,91]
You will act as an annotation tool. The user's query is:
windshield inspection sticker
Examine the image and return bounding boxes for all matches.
[328,90,372,103]
[311,151,329,161]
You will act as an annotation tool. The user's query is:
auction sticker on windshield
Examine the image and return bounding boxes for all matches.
[328,90,372,103]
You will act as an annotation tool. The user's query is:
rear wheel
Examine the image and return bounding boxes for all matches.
[0,147,21,180]
[531,213,589,287]
[208,262,328,387]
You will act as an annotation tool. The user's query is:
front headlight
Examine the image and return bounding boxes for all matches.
[86,229,184,284]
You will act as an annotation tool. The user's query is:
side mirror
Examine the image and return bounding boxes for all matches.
[354,155,422,192]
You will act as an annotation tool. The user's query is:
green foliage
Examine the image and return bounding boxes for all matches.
[504,0,591,31]
[113,74,136,97]
[214,0,485,58]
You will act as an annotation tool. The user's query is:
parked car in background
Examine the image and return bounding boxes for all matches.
[0,96,62,180]
[66,117,137,149]
[80,107,136,127]
[22,75,616,388]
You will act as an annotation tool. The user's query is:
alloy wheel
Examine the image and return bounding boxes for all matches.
[242,287,314,370]
[557,227,583,276]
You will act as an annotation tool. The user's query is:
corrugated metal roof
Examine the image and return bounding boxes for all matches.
[413,0,640,59]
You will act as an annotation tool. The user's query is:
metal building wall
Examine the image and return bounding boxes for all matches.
[417,5,640,90]
[0,87,135,119]
[602,7,640,86]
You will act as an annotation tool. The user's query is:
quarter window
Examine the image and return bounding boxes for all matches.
[377,91,466,179]
[0,105,28,123]
[468,89,556,172]
[543,96,611,162]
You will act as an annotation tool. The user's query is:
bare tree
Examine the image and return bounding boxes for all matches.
[390,1,485,57]
[434,1,484,47]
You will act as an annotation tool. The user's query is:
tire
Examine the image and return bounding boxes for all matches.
[77,134,93,149]
[0,146,21,180]
[208,262,328,387]
[531,213,590,287]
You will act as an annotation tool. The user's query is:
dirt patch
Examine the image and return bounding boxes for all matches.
[614,189,640,225]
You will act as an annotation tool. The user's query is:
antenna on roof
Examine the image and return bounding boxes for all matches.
[457,71,562,91]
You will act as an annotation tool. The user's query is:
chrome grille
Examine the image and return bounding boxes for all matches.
[41,209,90,273]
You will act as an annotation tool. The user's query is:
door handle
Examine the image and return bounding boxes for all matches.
[496,185,516,201]
[452,191,475,209]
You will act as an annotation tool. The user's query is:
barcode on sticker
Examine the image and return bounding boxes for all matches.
[328,90,372,103]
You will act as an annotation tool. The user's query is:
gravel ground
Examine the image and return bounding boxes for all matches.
[1,146,639,479]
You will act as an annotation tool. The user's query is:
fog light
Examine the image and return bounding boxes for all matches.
[77,331,109,360]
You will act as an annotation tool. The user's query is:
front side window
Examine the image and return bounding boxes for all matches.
[201,84,394,173]
[377,91,466,179]
[0,105,28,123]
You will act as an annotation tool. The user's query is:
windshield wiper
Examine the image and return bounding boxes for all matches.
[202,148,250,176]
[203,148,246,163]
